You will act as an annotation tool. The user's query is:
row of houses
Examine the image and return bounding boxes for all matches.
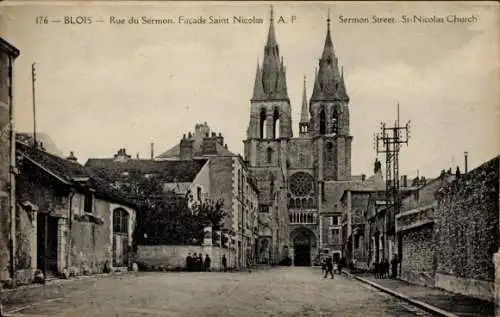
[341,155,499,302]
[0,37,265,287]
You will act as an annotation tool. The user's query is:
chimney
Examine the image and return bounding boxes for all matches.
[136,153,139,159]
[464,151,468,174]
[202,134,217,155]
[180,136,195,160]
[114,148,131,162]
[216,132,224,146]
[400,175,407,187]
[66,151,78,162]
[150,142,154,160]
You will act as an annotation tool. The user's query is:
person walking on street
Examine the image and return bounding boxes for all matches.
[324,256,334,279]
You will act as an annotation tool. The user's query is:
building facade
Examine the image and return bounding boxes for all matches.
[243,9,357,266]
[156,123,260,268]
[0,38,19,284]
[14,140,137,284]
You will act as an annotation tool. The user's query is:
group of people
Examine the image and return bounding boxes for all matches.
[321,256,347,279]
[185,252,212,272]
[373,255,399,279]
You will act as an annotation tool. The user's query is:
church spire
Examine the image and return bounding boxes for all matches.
[321,8,335,61]
[311,11,343,102]
[335,66,349,101]
[300,76,309,123]
[253,5,289,101]
[252,59,266,101]
[266,5,277,47]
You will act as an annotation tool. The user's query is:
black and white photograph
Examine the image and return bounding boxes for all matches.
[0,1,499,316]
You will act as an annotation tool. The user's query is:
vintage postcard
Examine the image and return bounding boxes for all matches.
[0,1,499,316]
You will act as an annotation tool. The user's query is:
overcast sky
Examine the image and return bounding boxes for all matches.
[1,1,499,178]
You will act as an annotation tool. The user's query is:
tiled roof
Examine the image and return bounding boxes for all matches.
[85,158,207,184]
[324,181,361,211]
[16,141,137,208]
[16,133,64,157]
[157,140,236,159]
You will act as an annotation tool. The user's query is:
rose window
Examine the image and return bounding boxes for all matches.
[289,172,314,196]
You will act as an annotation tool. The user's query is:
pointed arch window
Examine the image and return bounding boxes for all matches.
[266,148,273,164]
[319,109,326,135]
[260,109,266,139]
[332,108,339,135]
[273,108,280,139]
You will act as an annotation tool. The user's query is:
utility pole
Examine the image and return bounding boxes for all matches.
[374,103,410,264]
[32,63,37,148]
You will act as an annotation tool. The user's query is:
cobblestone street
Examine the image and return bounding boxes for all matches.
[3,267,438,317]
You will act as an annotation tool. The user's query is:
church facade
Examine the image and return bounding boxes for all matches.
[243,8,361,266]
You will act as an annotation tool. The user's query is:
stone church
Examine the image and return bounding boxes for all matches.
[244,8,362,266]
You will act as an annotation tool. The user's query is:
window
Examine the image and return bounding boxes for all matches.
[113,209,129,234]
[330,216,339,226]
[319,109,326,134]
[289,172,314,196]
[355,235,360,249]
[330,229,340,244]
[266,148,273,164]
[84,193,93,213]
[197,187,202,201]
[260,109,266,139]
[259,205,269,213]
[273,109,280,139]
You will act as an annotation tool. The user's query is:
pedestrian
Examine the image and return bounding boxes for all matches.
[205,254,211,272]
[391,255,398,279]
[374,260,379,278]
[198,253,204,271]
[186,252,192,272]
[321,258,326,275]
[324,256,334,279]
[383,259,389,278]
[222,254,228,272]
[352,258,357,274]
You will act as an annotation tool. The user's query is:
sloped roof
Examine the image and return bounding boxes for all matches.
[324,180,361,210]
[16,141,136,208]
[85,157,207,184]
[17,132,64,157]
[350,171,386,192]
[158,141,236,159]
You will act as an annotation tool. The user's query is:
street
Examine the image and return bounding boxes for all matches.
[3,267,437,317]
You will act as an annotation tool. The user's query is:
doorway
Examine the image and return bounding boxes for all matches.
[294,244,311,266]
[291,227,315,267]
[37,214,59,276]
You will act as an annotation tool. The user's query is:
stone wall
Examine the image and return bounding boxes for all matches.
[70,195,113,275]
[400,226,436,287]
[0,49,12,283]
[136,245,237,271]
[435,156,499,301]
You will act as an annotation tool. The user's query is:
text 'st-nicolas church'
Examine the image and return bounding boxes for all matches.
[244,7,358,266]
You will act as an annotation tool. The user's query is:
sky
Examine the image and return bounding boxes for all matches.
[1,1,499,179]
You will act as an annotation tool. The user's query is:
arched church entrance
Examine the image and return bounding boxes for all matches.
[290,227,316,266]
